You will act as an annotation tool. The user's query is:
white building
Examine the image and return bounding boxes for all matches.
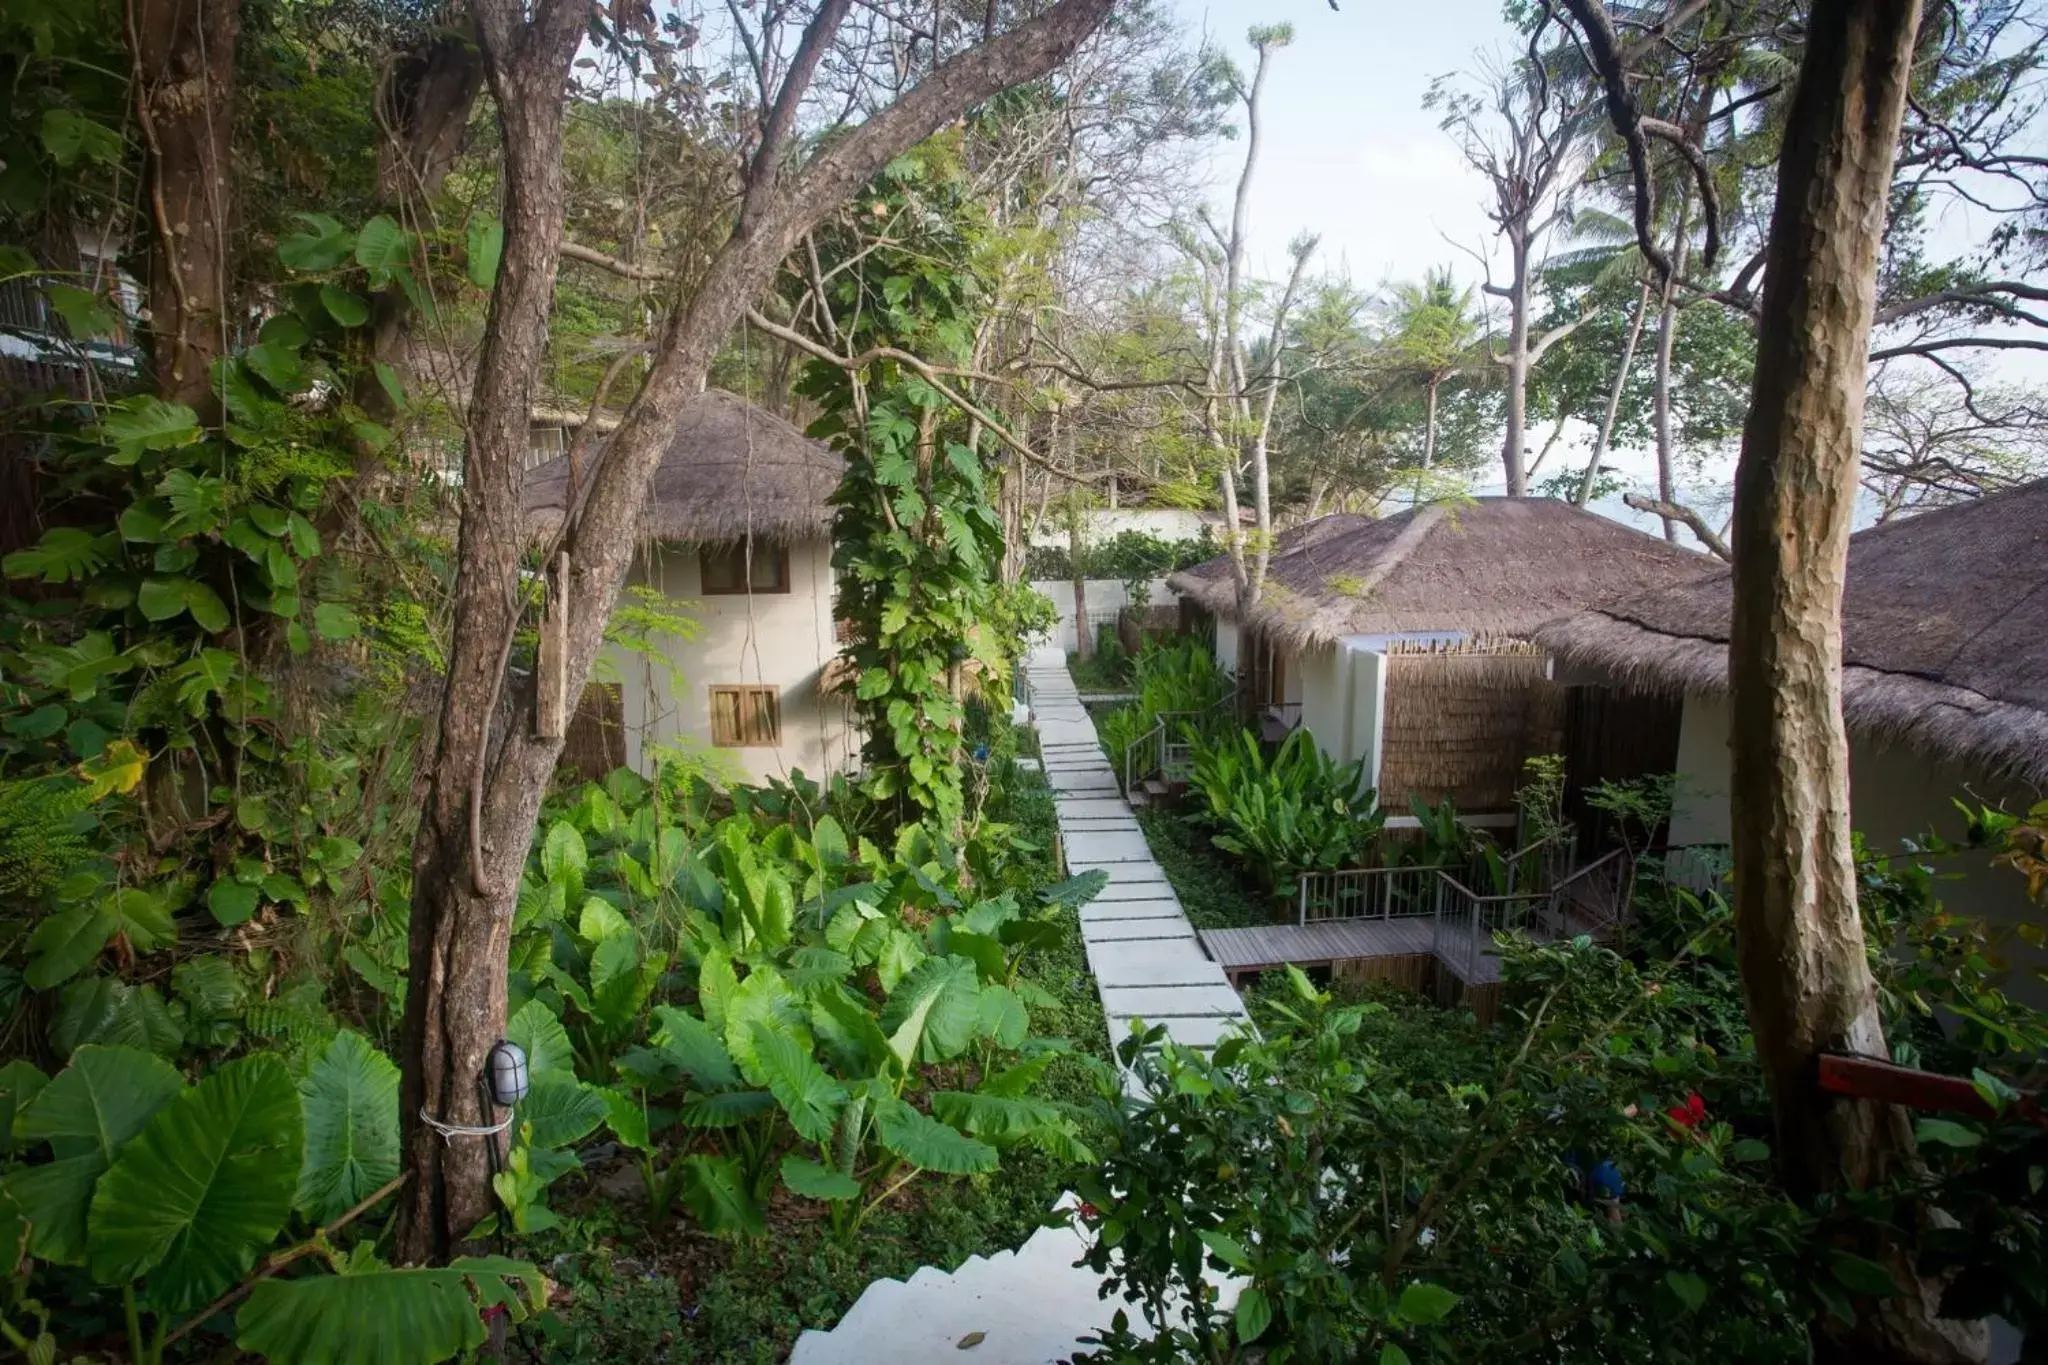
[522,390,857,786]
[1538,480,2048,987]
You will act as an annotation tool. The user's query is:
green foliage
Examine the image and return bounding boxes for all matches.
[484,752,1101,1247]
[1096,635,1233,770]
[1079,952,1813,1363]
[1024,528,1217,583]
[0,1031,530,1364]
[804,141,1030,830]
[235,1255,547,1365]
[1187,728,1385,897]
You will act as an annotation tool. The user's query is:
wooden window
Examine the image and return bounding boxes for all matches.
[700,540,790,595]
[710,685,781,747]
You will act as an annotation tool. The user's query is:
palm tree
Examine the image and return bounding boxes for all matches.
[1386,267,1483,469]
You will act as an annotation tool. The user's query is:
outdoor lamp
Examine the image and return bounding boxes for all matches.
[486,1040,529,1108]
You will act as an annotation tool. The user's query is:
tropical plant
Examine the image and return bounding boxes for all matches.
[489,766,1105,1241]
[1076,953,1815,1363]
[1097,635,1233,772]
[1186,729,1384,898]
[0,1037,543,1365]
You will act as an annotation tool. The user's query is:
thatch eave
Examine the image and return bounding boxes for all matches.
[1537,610,2048,789]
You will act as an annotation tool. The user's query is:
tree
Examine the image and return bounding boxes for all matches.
[1709,1,1984,1357]
[1431,40,1592,495]
[132,0,239,409]
[395,0,1116,1262]
[1386,267,1484,470]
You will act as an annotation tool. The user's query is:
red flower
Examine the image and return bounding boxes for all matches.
[1667,1093,1707,1129]
[1077,1201,1100,1223]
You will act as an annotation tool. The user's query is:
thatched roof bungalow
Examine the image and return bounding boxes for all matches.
[1534,481,2048,991]
[1536,479,2048,789]
[520,389,855,786]
[1169,497,1712,651]
[1166,498,1718,825]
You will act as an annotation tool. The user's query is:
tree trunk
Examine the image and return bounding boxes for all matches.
[1574,280,1650,506]
[1726,2,1984,1359]
[1651,232,1690,540]
[1421,376,1440,470]
[132,0,239,410]
[1500,238,1530,495]
[394,0,1115,1260]
[357,34,486,428]
[395,0,589,1265]
[1067,492,1092,661]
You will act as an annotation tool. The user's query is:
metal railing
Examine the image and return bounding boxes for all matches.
[1431,873,1554,983]
[1659,843,1733,893]
[1547,848,1630,937]
[1118,692,1234,798]
[1297,863,1447,925]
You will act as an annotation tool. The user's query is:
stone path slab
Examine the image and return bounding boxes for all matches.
[1020,649,1250,1086]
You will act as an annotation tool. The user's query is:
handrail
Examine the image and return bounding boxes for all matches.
[1121,717,1165,797]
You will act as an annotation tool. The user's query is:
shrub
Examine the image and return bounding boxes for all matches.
[1186,728,1385,898]
[1076,951,1814,1364]
[1097,636,1233,773]
[1024,529,1215,583]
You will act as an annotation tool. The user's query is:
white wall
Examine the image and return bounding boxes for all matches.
[1028,507,1218,547]
[606,537,858,786]
[1029,578,1175,654]
[1215,618,1240,674]
[1665,692,2047,1001]
[1297,643,1351,759]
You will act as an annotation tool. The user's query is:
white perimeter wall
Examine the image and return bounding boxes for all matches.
[605,537,858,786]
[1029,578,1175,654]
[1027,507,1217,547]
[1667,692,2047,1002]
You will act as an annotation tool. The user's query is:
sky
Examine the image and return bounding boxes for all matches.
[1155,0,2041,538]
[1171,0,1509,292]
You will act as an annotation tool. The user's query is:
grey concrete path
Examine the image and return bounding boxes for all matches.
[1022,649,1252,1060]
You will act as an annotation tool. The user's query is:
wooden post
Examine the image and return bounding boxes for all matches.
[535,551,569,740]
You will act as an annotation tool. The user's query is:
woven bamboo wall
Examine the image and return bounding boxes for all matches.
[1377,651,1565,812]
[558,683,626,785]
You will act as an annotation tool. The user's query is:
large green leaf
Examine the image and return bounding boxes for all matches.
[930,1091,1071,1146]
[677,1154,766,1238]
[87,1054,302,1311]
[749,1024,847,1143]
[808,986,892,1076]
[296,1031,400,1223]
[873,1097,996,1176]
[880,956,983,1066]
[24,905,114,988]
[0,1060,49,1157]
[236,1253,545,1365]
[504,1000,574,1079]
[5,1046,182,1264]
[353,214,414,273]
[517,1075,606,1149]
[724,968,810,1086]
[676,1090,776,1129]
[650,1006,739,1091]
[780,1154,859,1202]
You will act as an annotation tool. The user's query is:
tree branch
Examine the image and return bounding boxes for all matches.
[1623,491,1729,560]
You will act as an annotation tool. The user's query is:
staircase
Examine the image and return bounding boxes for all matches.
[788,1198,1169,1364]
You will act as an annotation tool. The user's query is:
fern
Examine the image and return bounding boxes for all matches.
[0,775,94,897]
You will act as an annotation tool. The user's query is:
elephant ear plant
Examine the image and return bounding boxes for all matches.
[492,780,1106,1243]
[0,1038,543,1365]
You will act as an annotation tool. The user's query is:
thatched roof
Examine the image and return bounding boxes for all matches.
[522,389,840,544]
[1535,479,2048,786]
[1167,499,1714,650]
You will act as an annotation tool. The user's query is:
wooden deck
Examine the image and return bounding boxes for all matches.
[1199,917,1503,987]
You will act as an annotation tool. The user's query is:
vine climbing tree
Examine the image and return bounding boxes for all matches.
[797,144,1050,831]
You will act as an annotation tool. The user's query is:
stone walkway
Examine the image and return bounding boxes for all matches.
[1025,651,1252,1059]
